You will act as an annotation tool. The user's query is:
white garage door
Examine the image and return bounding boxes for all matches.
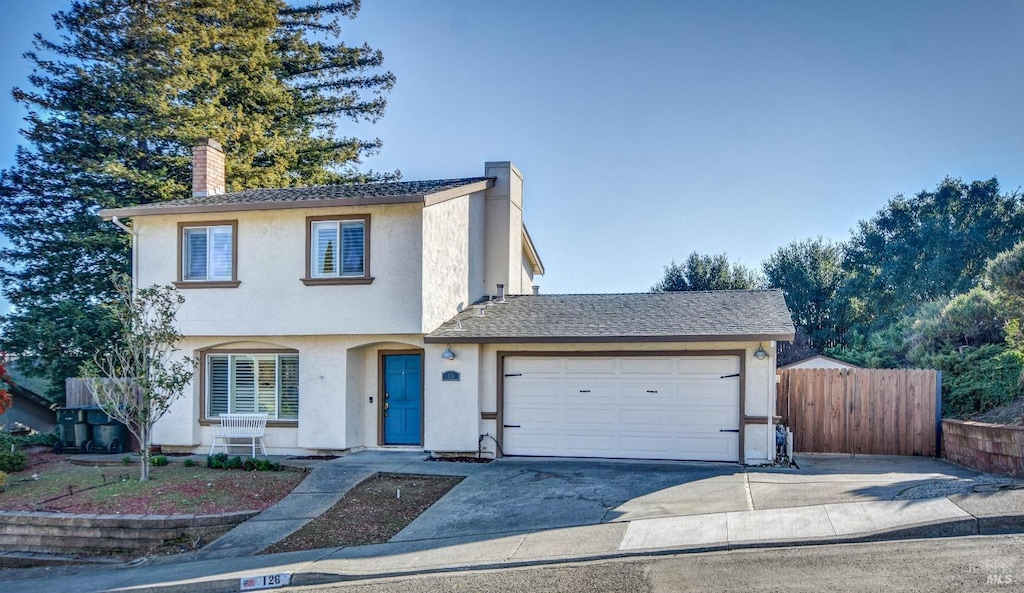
[503,355,741,462]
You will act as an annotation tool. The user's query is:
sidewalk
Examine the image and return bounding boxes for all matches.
[1,452,1021,593]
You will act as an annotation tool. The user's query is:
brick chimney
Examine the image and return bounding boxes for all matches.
[192,138,225,197]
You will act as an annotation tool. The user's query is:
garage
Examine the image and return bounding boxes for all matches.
[425,290,795,464]
[502,354,741,462]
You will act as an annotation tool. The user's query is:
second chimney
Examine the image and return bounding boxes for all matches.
[192,138,226,198]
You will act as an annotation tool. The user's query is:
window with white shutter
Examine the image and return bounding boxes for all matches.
[304,215,371,284]
[178,222,238,286]
[205,353,299,421]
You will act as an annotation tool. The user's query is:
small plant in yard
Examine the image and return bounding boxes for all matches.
[207,453,228,469]
[150,455,169,467]
[204,454,280,472]
[0,449,28,473]
[0,470,7,492]
[183,458,197,467]
[81,274,196,481]
[122,455,133,465]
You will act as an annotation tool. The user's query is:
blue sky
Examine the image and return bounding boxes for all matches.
[2,1,1023,314]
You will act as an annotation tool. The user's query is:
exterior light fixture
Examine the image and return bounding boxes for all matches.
[753,344,769,360]
[442,345,456,361]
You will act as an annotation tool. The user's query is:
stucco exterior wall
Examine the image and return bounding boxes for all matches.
[133,204,424,337]
[483,162,525,296]
[423,342,482,453]
[519,253,535,294]
[421,194,472,333]
[153,335,424,455]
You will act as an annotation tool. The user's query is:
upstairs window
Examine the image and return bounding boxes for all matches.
[303,215,372,285]
[178,222,238,287]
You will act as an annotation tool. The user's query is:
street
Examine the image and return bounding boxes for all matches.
[289,535,1023,592]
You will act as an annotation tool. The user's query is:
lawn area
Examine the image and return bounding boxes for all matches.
[0,451,304,515]
[262,474,462,554]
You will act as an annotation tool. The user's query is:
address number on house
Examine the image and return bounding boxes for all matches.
[240,572,291,590]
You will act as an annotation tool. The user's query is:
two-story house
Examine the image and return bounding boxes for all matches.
[101,139,794,464]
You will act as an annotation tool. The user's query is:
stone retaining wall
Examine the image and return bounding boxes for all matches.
[0,510,258,555]
[943,419,1024,478]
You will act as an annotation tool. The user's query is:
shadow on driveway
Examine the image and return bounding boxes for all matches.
[394,454,1007,542]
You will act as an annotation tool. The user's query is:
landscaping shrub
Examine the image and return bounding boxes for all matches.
[150,455,169,467]
[204,453,280,472]
[122,455,133,465]
[207,452,228,469]
[0,470,7,492]
[0,431,58,450]
[183,458,197,467]
[929,345,1024,417]
[0,449,28,473]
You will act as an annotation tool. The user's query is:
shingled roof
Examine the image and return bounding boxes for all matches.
[100,177,494,218]
[424,290,795,343]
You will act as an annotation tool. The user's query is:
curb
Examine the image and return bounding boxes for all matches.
[117,513,1024,593]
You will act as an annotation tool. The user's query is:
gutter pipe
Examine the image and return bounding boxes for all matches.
[110,216,138,284]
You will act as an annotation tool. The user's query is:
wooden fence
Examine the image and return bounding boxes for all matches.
[776,368,941,457]
[65,378,98,407]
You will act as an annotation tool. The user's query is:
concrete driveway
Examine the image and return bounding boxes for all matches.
[393,454,995,542]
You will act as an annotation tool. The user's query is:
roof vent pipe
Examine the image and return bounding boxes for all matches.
[496,283,506,303]
[532,285,540,295]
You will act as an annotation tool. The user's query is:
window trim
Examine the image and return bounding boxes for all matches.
[198,348,299,426]
[302,214,374,285]
[174,220,240,289]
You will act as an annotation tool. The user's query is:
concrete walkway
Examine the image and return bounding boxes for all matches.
[0,452,1021,593]
[196,451,486,558]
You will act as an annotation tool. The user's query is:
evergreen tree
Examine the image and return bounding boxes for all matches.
[763,237,849,352]
[652,252,762,292]
[0,0,395,397]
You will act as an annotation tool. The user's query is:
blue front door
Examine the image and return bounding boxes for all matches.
[383,354,422,445]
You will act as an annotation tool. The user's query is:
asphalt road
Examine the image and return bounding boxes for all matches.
[289,535,1024,593]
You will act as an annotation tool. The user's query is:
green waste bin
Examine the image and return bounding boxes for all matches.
[73,423,91,453]
[85,407,114,425]
[55,409,81,451]
[90,424,126,454]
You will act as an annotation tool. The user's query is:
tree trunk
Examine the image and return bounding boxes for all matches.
[139,424,150,482]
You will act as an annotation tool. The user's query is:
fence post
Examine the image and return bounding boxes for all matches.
[934,371,943,458]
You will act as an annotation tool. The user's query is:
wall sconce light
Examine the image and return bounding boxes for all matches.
[441,344,456,361]
[753,344,769,360]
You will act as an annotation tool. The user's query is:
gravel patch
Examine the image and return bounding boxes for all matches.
[894,472,1024,500]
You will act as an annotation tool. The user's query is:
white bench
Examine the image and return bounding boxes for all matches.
[209,413,269,457]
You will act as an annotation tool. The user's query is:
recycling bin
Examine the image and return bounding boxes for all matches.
[73,422,91,452]
[54,408,82,451]
[90,424,126,454]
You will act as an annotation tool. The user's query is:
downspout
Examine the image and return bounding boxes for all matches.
[768,341,775,464]
[110,216,137,285]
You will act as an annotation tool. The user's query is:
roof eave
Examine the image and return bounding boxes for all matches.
[424,332,796,344]
[99,178,497,219]
[423,179,495,206]
[522,225,545,275]
[99,194,428,219]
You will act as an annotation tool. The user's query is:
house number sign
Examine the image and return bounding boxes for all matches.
[442,371,461,382]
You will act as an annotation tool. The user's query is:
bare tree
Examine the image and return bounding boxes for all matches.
[82,274,194,481]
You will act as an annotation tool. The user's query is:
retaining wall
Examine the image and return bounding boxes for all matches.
[0,510,257,555]
[943,419,1024,478]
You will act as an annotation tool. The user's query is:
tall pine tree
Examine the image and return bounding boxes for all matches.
[0,0,395,398]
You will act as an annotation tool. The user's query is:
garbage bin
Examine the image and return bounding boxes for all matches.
[54,408,81,452]
[74,422,91,453]
[85,407,114,425]
[90,424,126,454]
